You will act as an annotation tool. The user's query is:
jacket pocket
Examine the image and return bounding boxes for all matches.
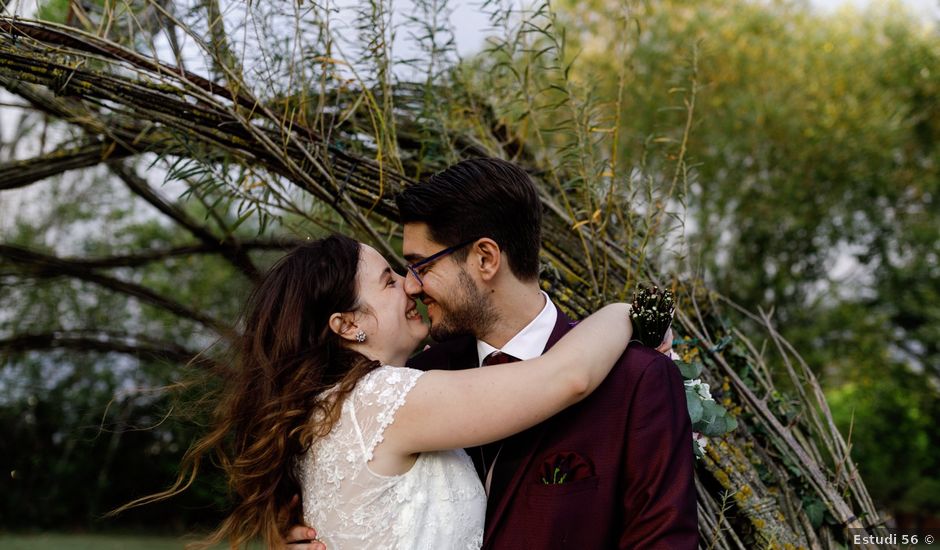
[525,474,599,501]
[521,475,602,548]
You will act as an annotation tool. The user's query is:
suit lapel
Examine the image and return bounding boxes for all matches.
[483,307,574,541]
[450,337,480,371]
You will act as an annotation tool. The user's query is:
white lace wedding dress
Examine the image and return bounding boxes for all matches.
[296,365,486,549]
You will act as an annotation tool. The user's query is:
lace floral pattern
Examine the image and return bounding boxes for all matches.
[297,366,485,549]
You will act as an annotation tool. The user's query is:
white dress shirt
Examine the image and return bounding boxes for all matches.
[476,291,558,366]
[474,291,558,495]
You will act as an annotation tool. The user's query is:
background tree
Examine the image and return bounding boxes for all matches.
[2,0,925,546]
[555,0,940,520]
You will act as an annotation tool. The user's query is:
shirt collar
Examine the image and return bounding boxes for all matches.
[476,291,557,367]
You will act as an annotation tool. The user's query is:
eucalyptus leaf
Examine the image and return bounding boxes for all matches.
[700,415,733,437]
[676,360,703,379]
[686,389,704,424]
[701,399,725,418]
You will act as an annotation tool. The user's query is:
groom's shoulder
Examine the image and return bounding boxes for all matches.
[557,309,676,381]
[405,335,478,372]
[612,343,680,384]
[621,342,667,364]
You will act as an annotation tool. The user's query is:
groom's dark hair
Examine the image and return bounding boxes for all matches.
[396,157,542,281]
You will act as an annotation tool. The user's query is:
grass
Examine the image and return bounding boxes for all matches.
[0,534,185,549]
[0,533,270,549]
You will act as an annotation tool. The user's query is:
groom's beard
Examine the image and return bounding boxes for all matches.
[429,269,498,342]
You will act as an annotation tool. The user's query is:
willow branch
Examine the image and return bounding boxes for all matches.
[0,244,232,336]
[0,330,205,366]
[58,239,300,269]
[0,140,131,190]
[110,162,262,280]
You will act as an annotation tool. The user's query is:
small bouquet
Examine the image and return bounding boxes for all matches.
[630,285,675,348]
[630,285,738,458]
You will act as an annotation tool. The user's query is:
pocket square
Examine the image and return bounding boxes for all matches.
[538,451,595,485]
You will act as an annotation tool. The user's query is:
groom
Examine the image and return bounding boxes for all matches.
[290,158,697,548]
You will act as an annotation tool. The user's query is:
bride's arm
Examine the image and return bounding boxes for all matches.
[384,303,632,454]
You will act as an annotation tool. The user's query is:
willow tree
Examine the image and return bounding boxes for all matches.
[0,0,888,547]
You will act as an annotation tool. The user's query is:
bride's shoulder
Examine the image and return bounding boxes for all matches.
[354,365,425,402]
[360,365,424,385]
[348,366,427,459]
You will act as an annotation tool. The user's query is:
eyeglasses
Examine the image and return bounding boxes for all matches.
[406,238,478,286]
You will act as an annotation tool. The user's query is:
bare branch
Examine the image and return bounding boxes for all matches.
[0,329,207,366]
[0,140,132,190]
[0,244,232,336]
[59,239,301,269]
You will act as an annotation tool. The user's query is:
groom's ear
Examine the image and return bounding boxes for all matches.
[472,238,501,282]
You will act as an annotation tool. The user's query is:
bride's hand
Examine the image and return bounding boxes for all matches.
[656,327,675,356]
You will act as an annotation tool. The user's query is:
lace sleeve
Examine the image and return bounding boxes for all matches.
[350,365,425,462]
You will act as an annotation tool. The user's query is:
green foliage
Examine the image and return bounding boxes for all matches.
[552,0,940,516]
[827,365,940,514]
[0,351,227,529]
[802,496,829,530]
[698,398,738,438]
[0,155,288,529]
[683,373,738,441]
[675,359,703,379]
[560,0,939,319]
[36,0,70,24]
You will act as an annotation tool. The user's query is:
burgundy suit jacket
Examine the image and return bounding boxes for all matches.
[407,307,698,549]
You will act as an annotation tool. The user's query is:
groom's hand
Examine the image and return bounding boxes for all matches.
[285,525,325,549]
[281,494,326,549]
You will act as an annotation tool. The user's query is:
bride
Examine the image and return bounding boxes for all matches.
[124,234,632,549]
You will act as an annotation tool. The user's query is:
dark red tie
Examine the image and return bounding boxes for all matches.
[479,350,520,485]
[482,350,520,367]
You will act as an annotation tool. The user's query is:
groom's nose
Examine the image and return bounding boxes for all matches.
[403,269,422,296]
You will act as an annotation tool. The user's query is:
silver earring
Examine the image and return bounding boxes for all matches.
[355,330,366,343]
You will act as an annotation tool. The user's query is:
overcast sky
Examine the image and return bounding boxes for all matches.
[442,0,939,56]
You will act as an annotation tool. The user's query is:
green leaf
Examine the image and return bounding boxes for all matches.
[686,389,704,424]
[676,360,703,379]
[699,414,735,437]
[700,399,723,418]
[711,335,734,352]
[803,498,827,529]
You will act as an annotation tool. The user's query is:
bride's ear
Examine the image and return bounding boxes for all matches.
[328,312,359,342]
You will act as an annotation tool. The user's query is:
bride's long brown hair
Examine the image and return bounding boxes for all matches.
[112,234,380,548]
